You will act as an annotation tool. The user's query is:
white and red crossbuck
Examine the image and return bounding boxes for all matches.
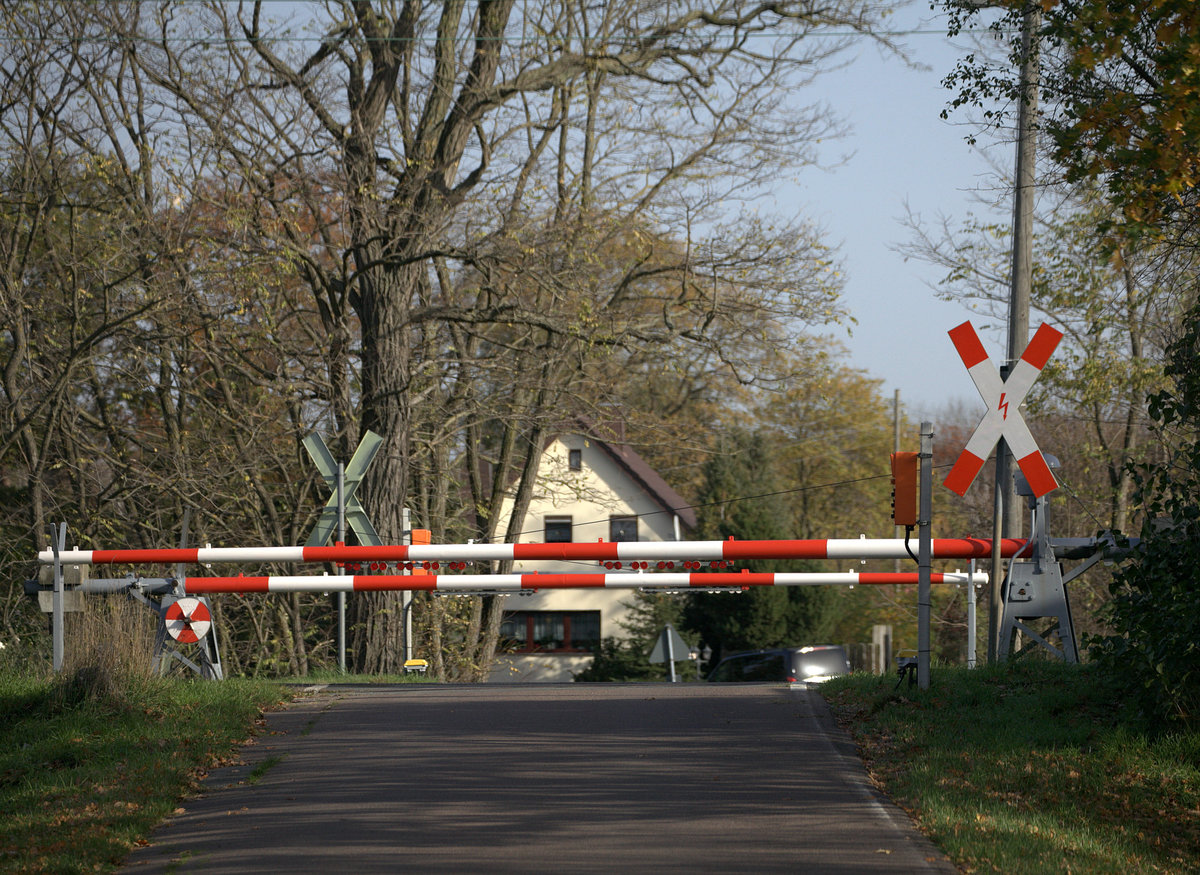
[944,320,1063,498]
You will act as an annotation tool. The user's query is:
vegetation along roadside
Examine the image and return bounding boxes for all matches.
[3,660,1198,873]
[0,669,287,874]
[821,662,1200,874]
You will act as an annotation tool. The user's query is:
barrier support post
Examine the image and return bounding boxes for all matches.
[50,523,65,673]
[918,422,933,689]
[967,559,978,669]
[337,462,346,674]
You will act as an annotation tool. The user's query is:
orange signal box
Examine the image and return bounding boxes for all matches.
[890,452,919,527]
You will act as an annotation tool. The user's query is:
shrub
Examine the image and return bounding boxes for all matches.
[1088,303,1200,728]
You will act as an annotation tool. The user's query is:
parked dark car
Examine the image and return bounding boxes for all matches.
[705,645,851,684]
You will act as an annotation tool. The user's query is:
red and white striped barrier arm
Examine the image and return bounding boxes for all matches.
[39,537,1028,567]
[182,570,989,595]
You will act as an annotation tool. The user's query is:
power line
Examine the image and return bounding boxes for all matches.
[504,469,895,544]
[502,461,969,544]
[0,28,1012,47]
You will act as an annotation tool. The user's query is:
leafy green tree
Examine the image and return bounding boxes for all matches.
[682,427,834,665]
[574,592,692,682]
[942,0,1200,240]
[1036,0,1200,238]
[1088,302,1200,728]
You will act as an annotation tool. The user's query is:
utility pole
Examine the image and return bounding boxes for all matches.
[894,390,902,575]
[990,1,1040,663]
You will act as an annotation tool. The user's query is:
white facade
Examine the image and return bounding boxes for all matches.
[487,432,689,682]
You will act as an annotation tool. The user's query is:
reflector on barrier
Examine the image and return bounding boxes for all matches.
[165,597,211,643]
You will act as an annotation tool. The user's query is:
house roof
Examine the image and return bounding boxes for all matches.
[570,419,697,532]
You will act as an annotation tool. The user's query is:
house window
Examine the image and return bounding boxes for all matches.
[568,448,582,471]
[609,515,638,542]
[500,611,601,653]
[544,516,573,543]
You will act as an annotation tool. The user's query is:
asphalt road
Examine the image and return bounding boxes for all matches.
[122,683,955,874]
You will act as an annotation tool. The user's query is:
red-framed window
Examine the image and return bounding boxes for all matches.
[499,610,601,653]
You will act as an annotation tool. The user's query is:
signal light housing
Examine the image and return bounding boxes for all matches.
[890,451,919,527]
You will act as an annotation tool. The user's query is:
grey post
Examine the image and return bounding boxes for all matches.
[50,523,66,673]
[402,507,413,667]
[917,422,933,689]
[337,461,346,673]
[967,559,978,669]
[994,3,1040,661]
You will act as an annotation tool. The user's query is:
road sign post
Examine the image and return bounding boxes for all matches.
[304,430,385,673]
[649,624,691,682]
[49,523,65,673]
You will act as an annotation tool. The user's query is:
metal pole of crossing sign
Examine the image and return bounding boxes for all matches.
[918,423,933,690]
[990,364,1009,665]
[50,523,65,673]
[337,462,346,674]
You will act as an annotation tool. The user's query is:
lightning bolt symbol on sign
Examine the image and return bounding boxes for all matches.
[998,392,1009,420]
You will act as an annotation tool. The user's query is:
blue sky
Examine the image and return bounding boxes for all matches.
[778,8,1012,421]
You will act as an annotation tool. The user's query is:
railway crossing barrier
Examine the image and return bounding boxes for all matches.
[31,522,1125,679]
[26,339,1132,679]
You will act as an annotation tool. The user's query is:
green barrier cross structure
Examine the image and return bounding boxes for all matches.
[303,430,384,548]
[303,429,387,674]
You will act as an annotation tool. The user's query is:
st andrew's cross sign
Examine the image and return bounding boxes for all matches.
[303,430,384,547]
[943,320,1063,499]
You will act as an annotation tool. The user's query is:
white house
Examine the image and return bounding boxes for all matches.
[487,425,696,682]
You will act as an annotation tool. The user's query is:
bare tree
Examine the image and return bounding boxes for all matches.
[0,0,890,674]
[97,0,886,673]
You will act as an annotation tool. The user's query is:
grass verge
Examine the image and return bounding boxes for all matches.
[0,670,287,874]
[820,661,1200,874]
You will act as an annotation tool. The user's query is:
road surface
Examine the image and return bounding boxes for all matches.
[122,683,954,873]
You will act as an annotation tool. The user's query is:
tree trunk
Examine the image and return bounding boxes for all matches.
[349,261,417,673]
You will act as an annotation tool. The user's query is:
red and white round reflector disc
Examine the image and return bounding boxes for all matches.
[165,597,212,643]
